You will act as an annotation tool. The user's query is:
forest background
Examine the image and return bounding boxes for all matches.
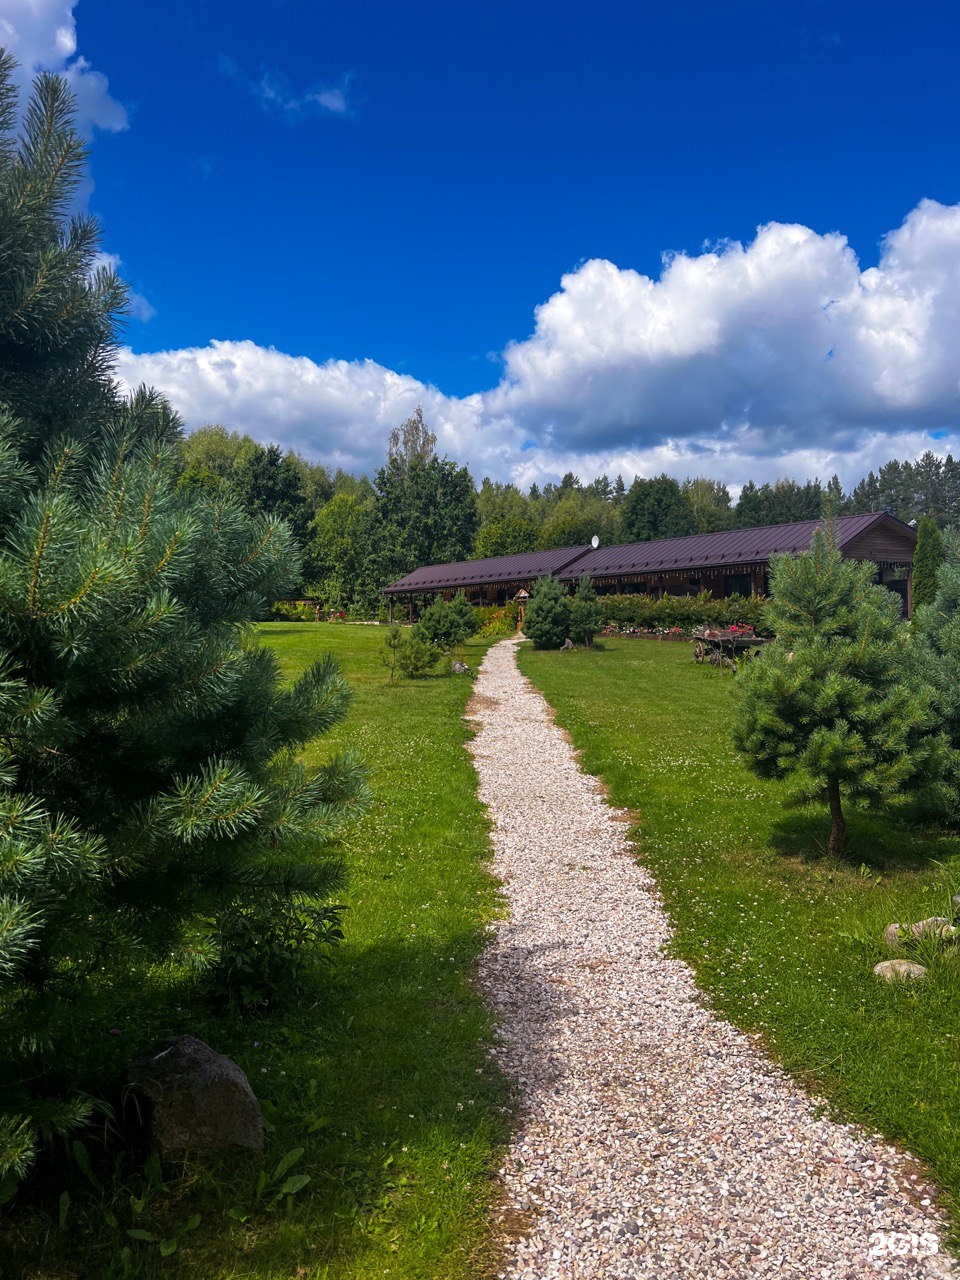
[178,416,960,615]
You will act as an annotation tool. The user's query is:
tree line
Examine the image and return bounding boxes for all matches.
[178,419,960,614]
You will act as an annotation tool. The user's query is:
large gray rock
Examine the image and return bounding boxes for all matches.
[873,959,927,983]
[129,1035,264,1159]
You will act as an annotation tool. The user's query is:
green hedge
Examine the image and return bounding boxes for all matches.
[271,600,318,622]
[600,592,769,634]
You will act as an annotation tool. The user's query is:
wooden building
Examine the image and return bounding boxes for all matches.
[383,512,917,617]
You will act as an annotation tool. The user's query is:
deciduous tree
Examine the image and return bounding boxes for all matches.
[374,425,479,583]
[622,475,696,542]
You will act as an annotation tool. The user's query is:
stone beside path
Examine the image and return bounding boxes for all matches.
[467,636,953,1280]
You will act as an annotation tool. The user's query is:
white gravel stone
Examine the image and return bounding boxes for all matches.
[468,637,954,1280]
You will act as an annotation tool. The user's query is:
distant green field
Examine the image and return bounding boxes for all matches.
[19,624,508,1280]
[519,636,960,1232]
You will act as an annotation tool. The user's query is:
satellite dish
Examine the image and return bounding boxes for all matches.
[591,535,600,549]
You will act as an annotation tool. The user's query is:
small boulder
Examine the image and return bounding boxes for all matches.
[951,892,960,916]
[909,917,953,940]
[451,660,471,674]
[129,1035,264,1159]
[883,922,903,949]
[873,959,927,983]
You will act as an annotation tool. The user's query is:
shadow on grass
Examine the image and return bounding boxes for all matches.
[770,807,952,874]
[1,930,542,1280]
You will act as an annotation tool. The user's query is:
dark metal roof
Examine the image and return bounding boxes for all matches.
[556,512,914,580]
[382,512,916,595]
[383,544,592,594]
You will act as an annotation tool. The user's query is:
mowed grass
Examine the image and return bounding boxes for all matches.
[518,636,960,1228]
[14,624,508,1280]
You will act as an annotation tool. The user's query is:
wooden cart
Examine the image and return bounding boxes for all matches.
[693,627,770,668]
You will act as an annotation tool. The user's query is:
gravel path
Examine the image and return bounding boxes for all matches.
[468,636,954,1280]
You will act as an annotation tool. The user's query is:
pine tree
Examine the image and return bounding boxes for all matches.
[733,529,937,854]
[0,61,369,1188]
[0,57,132,463]
[446,591,480,642]
[568,574,603,646]
[912,515,945,612]
[919,533,960,817]
[416,593,478,649]
[523,576,571,649]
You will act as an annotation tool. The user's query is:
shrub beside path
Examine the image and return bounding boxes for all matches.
[467,636,953,1279]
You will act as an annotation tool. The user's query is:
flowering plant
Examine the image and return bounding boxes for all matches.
[728,623,754,636]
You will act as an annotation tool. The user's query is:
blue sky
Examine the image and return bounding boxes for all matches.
[7,1,960,487]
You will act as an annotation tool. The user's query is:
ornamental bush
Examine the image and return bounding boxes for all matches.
[476,601,520,638]
[524,576,571,649]
[272,599,318,621]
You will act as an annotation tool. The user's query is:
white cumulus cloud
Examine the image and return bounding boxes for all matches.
[0,0,127,133]
[115,341,497,475]
[117,199,960,487]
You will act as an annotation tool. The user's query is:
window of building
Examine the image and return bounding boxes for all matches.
[723,572,752,598]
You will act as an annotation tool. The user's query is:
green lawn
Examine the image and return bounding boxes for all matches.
[518,636,960,1229]
[13,624,508,1280]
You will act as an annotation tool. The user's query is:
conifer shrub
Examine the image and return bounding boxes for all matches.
[918,532,960,818]
[416,592,478,649]
[0,60,369,1190]
[397,632,442,678]
[568,575,603,646]
[733,529,941,854]
[381,624,405,681]
[912,515,945,613]
[524,576,571,649]
[446,591,480,642]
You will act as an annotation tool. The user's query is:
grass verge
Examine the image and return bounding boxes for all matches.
[8,624,507,1280]
[518,636,960,1229]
